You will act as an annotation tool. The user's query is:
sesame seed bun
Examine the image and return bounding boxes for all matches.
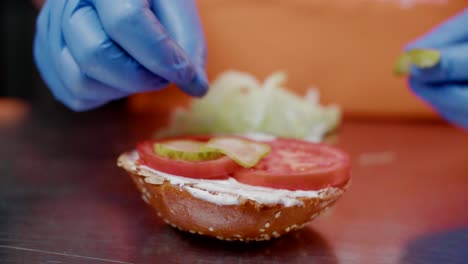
[117,151,349,242]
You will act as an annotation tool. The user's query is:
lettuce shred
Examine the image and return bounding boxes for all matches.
[156,71,341,142]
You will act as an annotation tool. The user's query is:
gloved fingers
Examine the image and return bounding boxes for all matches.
[62,1,169,93]
[151,0,209,96]
[409,77,468,129]
[180,68,209,97]
[47,0,67,59]
[34,33,105,111]
[56,47,130,102]
[46,0,127,109]
[91,0,196,86]
[34,0,50,45]
[410,43,468,83]
[151,0,206,69]
[406,9,468,50]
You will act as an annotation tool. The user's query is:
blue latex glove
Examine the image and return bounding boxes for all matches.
[34,0,208,111]
[403,9,468,129]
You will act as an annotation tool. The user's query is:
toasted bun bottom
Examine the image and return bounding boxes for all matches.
[118,152,348,242]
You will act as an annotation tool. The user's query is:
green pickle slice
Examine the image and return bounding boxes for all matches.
[154,140,222,161]
[201,137,271,168]
[394,49,441,76]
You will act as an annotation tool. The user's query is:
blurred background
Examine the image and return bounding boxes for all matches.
[129,0,467,121]
[1,0,62,120]
[1,0,467,118]
[2,0,40,101]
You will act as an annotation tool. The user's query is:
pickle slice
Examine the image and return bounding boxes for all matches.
[394,49,440,76]
[201,137,271,168]
[154,140,222,161]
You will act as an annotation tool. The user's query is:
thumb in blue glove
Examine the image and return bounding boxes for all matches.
[34,0,208,111]
[394,8,468,130]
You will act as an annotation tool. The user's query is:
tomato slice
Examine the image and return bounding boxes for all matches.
[136,136,241,179]
[233,138,350,190]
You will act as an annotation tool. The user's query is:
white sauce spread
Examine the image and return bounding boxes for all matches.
[124,151,340,207]
[242,132,277,142]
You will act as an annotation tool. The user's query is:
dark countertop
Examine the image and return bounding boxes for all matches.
[1,101,468,264]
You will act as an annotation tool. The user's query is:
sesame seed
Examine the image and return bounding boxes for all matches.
[145,176,164,185]
[141,195,150,204]
[164,219,170,224]
[239,238,244,241]
[234,234,241,238]
[259,228,265,232]
[209,227,214,232]
[265,222,270,228]
[275,211,282,218]
[291,224,297,229]
[142,187,147,193]
[157,212,162,217]
[189,230,196,234]
[198,231,204,235]
[285,227,291,232]
[145,192,151,199]
[272,231,280,237]
[170,224,176,228]
[138,178,144,184]
[216,236,224,240]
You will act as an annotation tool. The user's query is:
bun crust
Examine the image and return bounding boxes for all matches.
[118,152,348,242]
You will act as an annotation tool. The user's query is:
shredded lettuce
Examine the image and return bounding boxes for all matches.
[156,71,341,142]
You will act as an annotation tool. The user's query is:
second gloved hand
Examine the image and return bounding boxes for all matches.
[34,0,208,111]
[396,8,468,129]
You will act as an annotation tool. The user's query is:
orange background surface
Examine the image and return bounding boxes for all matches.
[129,0,467,120]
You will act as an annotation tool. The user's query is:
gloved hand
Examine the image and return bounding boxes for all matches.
[34,0,208,111]
[397,9,468,129]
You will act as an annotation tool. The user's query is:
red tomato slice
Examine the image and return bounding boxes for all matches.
[136,136,241,179]
[233,138,350,191]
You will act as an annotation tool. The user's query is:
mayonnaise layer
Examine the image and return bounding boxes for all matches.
[124,152,341,207]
